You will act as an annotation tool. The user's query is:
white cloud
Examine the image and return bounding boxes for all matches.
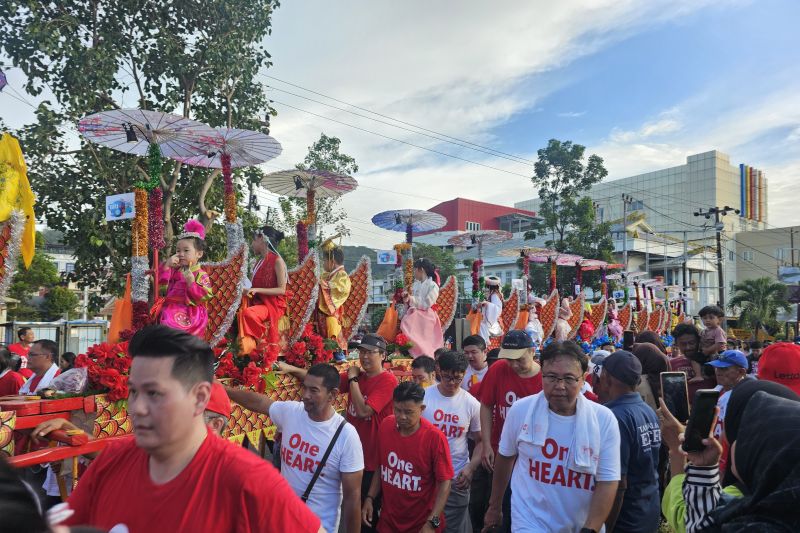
[558,111,587,118]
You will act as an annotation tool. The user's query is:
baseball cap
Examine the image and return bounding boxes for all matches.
[499,330,534,360]
[206,382,232,419]
[706,350,748,369]
[358,333,387,352]
[600,350,642,388]
[758,343,800,394]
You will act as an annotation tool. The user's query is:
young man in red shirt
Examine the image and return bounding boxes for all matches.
[474,329,543,533]
[8,326,35,378]
[59,325,322,533]
[363,381,454,532]
[279,333,398,532]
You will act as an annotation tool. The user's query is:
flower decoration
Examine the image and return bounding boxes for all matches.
[148,186,165,250]
[297,221,309,258]
[471,259,484,300]
[386,332,414,357]
[283,323,336,368]
[75,341,131,402]
[404,258,413,289]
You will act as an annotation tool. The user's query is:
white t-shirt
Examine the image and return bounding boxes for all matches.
[498,395,621,533]
[423,386,481,476]
[713,385,732,439]
[461,365,489,392]
[269,401,364,533]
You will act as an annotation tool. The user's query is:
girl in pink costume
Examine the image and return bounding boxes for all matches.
[400,257,444,358]
[155,220,213,337]
[607,298,623,344]
[553,297,573,341]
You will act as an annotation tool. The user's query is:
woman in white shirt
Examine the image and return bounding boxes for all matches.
[400,258,444,358]
[479,275,504,343]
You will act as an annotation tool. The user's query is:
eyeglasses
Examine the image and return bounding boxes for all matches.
[542,374,581,386]
[439,373,465,384]
[27,352,47,358]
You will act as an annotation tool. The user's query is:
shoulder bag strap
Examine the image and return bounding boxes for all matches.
[301,419,348,503]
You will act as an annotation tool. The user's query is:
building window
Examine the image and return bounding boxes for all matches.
[729,251,735,262]
[776,248,787,261]
[65,263,75,273]
[630,200,644,211]
[505,271,513,284]
[466,221,481,231]
[742,250,754,261]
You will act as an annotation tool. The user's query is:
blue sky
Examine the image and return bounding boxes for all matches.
[2,0,798,247]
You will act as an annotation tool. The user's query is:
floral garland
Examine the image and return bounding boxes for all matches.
[214,336,280,392]
[132,188,149,257]
[386,332,413,356]
[471,259,484,300]
[221,153,237,223]
[75,341,131,402]
[148,186,165,250]
[301,189,316,226]
[283,323,337,368]
[297,220,309,258]
[404,258,413,288]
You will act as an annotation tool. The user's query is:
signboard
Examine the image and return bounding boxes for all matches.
[779,266,800,284]
[105,193,135,221]
[612,290,625,300]
[376,250,398,265]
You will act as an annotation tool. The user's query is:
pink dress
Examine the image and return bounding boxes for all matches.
[400,278,444,358]
[157,264,213,337]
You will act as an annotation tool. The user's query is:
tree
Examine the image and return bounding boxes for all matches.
[728,277,790,333]
[276,133,358,240]
[1,0,280,296]
[527,139,608,251]
[43,286,80,320]
[8,233,60,320]
[412,243,458,281]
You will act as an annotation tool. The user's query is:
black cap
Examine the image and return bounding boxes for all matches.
[499,330,534,360]
[601,350,642,388]
[358,333,387,352]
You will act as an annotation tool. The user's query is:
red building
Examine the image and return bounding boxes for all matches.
[416,197,538,236]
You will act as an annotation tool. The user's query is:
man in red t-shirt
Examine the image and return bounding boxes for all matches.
[280,332,398,532]
[0,348,26,396]
[363,381,454,533]
[474,330,542,532]
[60,325,321,533]
[8,326,35,378]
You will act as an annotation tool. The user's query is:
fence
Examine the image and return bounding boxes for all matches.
[1,320,108,355]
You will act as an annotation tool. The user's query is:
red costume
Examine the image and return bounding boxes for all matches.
[240,253,288,346]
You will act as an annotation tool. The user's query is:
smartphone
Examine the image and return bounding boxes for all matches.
[660,371,690,424]
[623,330,635,351]
[682,389,720,453]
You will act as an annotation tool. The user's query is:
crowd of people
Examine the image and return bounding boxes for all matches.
[4,292,800,532]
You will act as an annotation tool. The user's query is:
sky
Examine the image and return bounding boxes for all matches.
[2,0,799,249]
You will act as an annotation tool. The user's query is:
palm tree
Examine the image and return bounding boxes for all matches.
[728,277,790,333]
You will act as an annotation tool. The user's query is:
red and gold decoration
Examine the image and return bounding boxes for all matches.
[0,411,16,457]
[284,323,337,369]
[75,341,131,402]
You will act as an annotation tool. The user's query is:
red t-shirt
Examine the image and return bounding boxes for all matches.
[65,430,321,533]
[669,356,716,404]
[477,359,543,452]
[7,343,33,378]
[340,369,398,471]
[0,370,26,396]
[376,416,454,533]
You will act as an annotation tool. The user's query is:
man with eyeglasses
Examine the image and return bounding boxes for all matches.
[483,340,621,533]
[475,330,542,532]
[18,339,61,395]
[279,333,397,533]
[423,351,482,532]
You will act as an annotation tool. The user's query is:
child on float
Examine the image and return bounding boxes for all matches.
[154,220,213,337]
[400,257,444,358]
[553,296,573,341]
[478,275,504,343]
[317,241,351,354]
[524,283,546,345]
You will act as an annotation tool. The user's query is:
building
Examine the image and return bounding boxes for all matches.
[514,150,770,309]
[735,225,800,284]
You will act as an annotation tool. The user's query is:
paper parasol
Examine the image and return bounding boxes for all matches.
[261,169,357,199]
[447,230,512,248]
[527,250,583,266]
[371,209,447,234]
[497,246,548,257]
[173,128,282,168]
[78,109,215,159]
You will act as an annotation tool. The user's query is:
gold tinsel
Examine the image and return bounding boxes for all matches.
[224,191,237,223]
[404,258,413,288]
[133,188,149,257]
[394,242,412,252]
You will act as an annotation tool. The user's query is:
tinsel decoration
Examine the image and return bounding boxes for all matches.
[148,186,165,250]
[134,143,162,190]
[522,254,530,277]
[0,210,26,303]
[634,282,642,311]
[132,300,150,331]
[549,258,557,293]
[575,265,583,296]
[297,220,309,259]
[132,188,149,257]
[225,221,245,258]
[471,259,484,300]
[302,188,316,226]
[130,256,150,302]
[648,286,655,312]
[221,153,237,223]
[404,258,413,288]
[600,268,608,299]
[405,223,413,244]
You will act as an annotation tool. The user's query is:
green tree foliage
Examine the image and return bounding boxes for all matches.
[0,0,281,296]
[728,277,790,333]
[527,139,608,251]
[413,243,457,281]
[276,133,358,241]
[8,233,60,320]
[43,286,80,320]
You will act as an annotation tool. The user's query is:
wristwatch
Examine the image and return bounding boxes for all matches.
[348,375,359,383]
[428,516,441,528]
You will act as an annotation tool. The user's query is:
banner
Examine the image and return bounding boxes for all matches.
[105,193,136,221]
[376,250,398,265]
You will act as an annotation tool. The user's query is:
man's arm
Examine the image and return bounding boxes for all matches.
[424,479,451,532]
[481,453,515,532]
[583,480,619,532]
[455,432,482,490]
[362,470,383,527]
[604,476,627,531]
[341,470,363,533]
[346,365,377,419]
[276,361,308,380]
[480,403,494,470]
[224,386,274,415]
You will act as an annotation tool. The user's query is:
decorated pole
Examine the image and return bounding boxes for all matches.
[633,281,642,311]
[574,261,583,297]
[549,258,557,293]
[601,267,608,299]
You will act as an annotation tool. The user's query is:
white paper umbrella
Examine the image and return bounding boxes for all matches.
[261,169,357,199]
[77,109,215,159]
[371,209,447,235]
[173,128,282,168]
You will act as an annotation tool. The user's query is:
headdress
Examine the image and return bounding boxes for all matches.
[178,219,206,240]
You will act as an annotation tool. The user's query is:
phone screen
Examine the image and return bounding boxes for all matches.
[682,389,720,453]
[623,330,635,351]
[660,372,690,423]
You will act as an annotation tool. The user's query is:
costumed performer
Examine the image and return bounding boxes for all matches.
[524,293,546,345]
[607,298,623,344]
[154,220,213,337]
[479,275,504,343]
[553,297,572,341]
[577,302,595,340]
[239,225,290,355]
[317,238,351,352]
[400,257,444,358]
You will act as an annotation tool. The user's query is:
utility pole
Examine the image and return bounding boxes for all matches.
[694,206,739,322]
[621,194,634,272]
[682,231,689,315]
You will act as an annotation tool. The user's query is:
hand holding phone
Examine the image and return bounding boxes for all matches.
[682,389,720,454]
[623,330,635,351]
[661,371,690,424]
